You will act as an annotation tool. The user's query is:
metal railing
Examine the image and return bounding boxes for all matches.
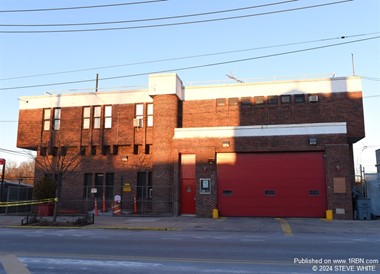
[60,185,174,216]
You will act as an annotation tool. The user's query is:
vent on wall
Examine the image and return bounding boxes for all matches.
[309,95,319,102]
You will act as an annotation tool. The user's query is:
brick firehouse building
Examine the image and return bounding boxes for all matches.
[17,74,364,219]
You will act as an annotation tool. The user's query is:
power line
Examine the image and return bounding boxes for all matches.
[0,0,167,13]
[0,148,32,157]
[1,35,379,91]
[360,75,380,81]
[0,1,296,27]
[3,32,378,81]
[0,0,353,34]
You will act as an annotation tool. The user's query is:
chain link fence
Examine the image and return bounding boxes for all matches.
[1,185,33,214]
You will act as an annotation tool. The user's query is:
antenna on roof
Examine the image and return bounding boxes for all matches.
[226,72,244,83]
[351,53,356,76]
[95,73,99,92]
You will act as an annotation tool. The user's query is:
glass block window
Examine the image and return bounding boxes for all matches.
[294,94,305,103]
[254,96,265,105]
[267,96,278,105]
[281,95,291,104]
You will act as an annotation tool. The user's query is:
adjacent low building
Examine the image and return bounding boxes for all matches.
[17,73,365,219]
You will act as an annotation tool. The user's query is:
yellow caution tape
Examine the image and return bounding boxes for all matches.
[0,198,57,207]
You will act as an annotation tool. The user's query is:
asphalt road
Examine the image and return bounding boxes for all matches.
[0,228,379,273]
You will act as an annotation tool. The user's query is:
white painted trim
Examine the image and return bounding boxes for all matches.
[173,122,347,139]
[19,75,362,110]
[19,89,152,110]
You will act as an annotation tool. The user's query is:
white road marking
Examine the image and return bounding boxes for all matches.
[0,254,31,274]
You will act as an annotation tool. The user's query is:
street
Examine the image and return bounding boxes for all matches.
[1,228,379,273]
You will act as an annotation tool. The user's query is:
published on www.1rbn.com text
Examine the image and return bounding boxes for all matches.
[294,257,378,272]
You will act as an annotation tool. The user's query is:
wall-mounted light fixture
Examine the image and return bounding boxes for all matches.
[121,155,128,162]
[222,141,230,148]
[208,158,214,165]
[308,137,317,146]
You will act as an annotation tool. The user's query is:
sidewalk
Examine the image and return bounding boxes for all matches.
[0,214,379,234]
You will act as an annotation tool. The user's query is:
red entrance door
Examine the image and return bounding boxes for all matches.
[181,179,196,214]
[181,154,196,214]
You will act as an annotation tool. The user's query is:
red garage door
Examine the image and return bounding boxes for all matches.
[217,152,326,217]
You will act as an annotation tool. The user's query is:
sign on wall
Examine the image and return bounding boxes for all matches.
[200,178,211,194]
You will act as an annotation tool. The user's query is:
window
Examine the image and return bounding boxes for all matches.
[309,190,320,196]
[53,108,61,130]
[43,109,51,131]
[267,96,278,105]
[216,98,226,106]
[102,145,110,155]
[147,103,153,127]
[94,106,101,129]
[48,146,58,156]
[254,96,265,105]
[112,145,119,155]
[145,144,151,154]
[60,146,67,156]
[40,147,47,156]
[135,103,144,127]
[294,94,305,103]
[104,106,112,129]
[83,107,91,129]
[133,144,139,155]
[264,190,276,196]
[229,98,239,106]
[137,172,152,200]
[95,173,104,199]
[281,95,291,104]
[241,97,251,106]
[105,173,114,199]
[83,173,93,199]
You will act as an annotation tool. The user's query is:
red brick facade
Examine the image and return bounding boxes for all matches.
[17,74,364,219]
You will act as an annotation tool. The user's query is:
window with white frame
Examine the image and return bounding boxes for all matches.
[94,106,101,129]
[83,107,91,129]
[43,109,51,131]
[135,103,144,127]
[53,108,61,130]
[147,103,153,127]
[104,105,112,129]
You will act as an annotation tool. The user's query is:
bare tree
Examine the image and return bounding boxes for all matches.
[34,145,83,222]
[5,160,35,185]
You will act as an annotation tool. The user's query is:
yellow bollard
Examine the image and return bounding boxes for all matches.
[326,209,333,221]
[212,208,219,219]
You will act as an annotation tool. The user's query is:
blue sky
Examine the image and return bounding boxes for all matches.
[0,0,379,173]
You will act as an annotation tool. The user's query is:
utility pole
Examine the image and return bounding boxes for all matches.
[0,158,6,202]
[95,73,99,93]
[351,53,356,76]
